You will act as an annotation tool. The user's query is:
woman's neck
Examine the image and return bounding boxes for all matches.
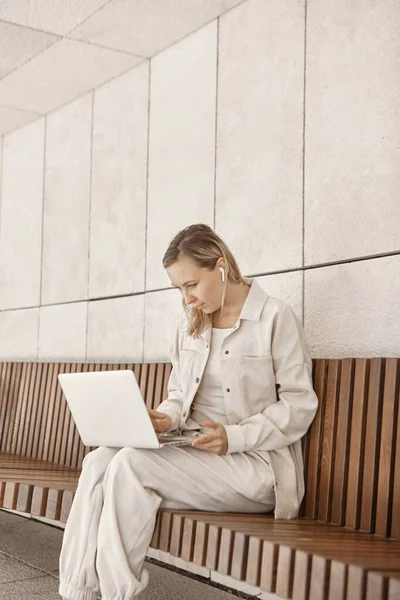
[212,281,250,326]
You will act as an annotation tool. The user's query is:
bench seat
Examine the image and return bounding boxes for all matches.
[1,357,399,599]
[0,451,80,486]
[2,451,399,599]
[0,451,80,522]
[153,509,400,599]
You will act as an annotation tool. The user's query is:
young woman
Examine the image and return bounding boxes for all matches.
[59,223,318,600]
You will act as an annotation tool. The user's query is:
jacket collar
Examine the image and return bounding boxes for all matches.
[199,278,268,343]
[239,277,269,322]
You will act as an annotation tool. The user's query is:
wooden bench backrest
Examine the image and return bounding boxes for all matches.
[0,362,171,467]
[301,357,400,540]
[1,358,399,539]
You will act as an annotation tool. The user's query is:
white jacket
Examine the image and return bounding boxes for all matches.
[157,277,318,519]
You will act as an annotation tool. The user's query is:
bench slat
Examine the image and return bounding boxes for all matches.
[317,359,341,523]
[162,363,172,402]
[327,561,347,600]
[155,363,166,411]
[0,364,9,449]
[309,555,330,600]
[158,510,173,553]
[375,359,397,538]
[218,528,234,575]
[292,550,311,600]
[21,363,38,456]
[139,363,149,405]
[360,358,385,533]
[65,363,82,467]
[230,531,249,581]
[391,383,400,541]
[192,520,208,567]
[181,517,196,563]
[57,363,72,466]
[245,535,262,586]
[275,545,295,599]
[12,363,27,455]
[347,565,367,600]
[259,540,279,593]
[205,524,221,570]
[330,358,354,526]
[16,482,33,513]
[304,359,328,520]
[37,363,53,460]
[169,513,184,557]
[378,358,400,540]
[56,363,73,465]
[345,358,369,531]
[27,363,44,459]
[42,363,62,462]
[146,364,157,411]
[389,576,400,600]
[32,363,49,460]
[48,363,67,463]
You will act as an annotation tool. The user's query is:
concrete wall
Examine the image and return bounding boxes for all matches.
[0,0,399,362]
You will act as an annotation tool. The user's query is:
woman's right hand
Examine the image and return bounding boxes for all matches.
[148,409,173,433]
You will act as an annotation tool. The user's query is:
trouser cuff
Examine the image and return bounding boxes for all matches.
[59,579,99,600]
[101,568,149,600]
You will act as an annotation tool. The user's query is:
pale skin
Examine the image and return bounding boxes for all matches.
[148,256,250,456]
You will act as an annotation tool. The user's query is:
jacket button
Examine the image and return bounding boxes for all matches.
[226,388,230,393]
[225,350,229,354]
[183,411,187,417]
[195,377,200,383]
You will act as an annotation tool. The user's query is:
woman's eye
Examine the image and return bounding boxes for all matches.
[188,283,197,288]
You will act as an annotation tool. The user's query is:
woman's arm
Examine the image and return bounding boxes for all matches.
[155,316,184,432]
[225,304,319,454]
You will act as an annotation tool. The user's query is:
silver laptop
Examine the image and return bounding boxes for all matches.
[58,369,197,449]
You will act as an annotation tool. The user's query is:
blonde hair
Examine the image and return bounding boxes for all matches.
[162,224,246,337]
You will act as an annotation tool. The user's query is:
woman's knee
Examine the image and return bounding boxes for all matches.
[82,446,119,473]
[107,447,152,477]
[109,446,142,466]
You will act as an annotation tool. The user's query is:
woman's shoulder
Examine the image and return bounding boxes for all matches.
[261,294,293,315]
[248,279,296,322]
[259,295,302,327]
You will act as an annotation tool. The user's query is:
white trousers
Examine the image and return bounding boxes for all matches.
[59,445,275,600]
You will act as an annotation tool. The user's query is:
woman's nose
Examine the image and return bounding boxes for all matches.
[183,291,196,305]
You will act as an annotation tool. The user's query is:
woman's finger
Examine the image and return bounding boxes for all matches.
[148,409,167,419]
[192,436,222,449]
[202,420,219,429]
[149,410,169,422]
[192,432,218,446]
[193,442,222,454]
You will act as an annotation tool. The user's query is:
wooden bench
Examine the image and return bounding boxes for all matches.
[1,358,399,599]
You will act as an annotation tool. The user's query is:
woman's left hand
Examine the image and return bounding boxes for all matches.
[191,420,228,455]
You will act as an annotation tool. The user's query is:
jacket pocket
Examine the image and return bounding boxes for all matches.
[239,355,276,406]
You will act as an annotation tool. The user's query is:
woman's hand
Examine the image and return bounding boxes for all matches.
[148,409,173,433]
[191,420,228,455]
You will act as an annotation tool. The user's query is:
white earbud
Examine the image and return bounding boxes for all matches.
[219,267,225,282]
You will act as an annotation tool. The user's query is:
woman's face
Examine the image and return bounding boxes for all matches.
[166,257,223,314]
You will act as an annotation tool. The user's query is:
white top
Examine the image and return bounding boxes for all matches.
[190,327,234,426]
